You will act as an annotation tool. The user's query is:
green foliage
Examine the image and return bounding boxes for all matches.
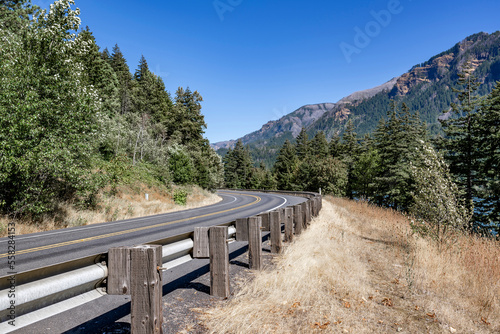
[273,140,298,190]
[475,81,500,233]
[409,141,471,246]
[0,0,102,216]
[168,145,194,185]
[173,188,188,206]
[0,0,224,219]
[223,140,254,188]
[438,60,482,219]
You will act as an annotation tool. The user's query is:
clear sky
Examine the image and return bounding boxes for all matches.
[33,0,500,143]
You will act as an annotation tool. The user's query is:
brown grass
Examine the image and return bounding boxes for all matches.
[202,197,499,333]
[0,184,221,237]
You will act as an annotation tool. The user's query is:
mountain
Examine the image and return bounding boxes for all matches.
[212,31,500,166]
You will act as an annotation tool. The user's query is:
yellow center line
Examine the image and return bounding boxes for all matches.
[0,192,261,258]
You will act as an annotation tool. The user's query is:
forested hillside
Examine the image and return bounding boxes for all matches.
[215,32,500,167]
[0,0,223,218]
[223,71,500,234]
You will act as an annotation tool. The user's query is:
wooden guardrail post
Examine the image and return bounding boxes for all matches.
[269,210,282,253]
[259,212,270,231]
[248,216,262,270]
[293,204,303,235]
[305,201,311,225]
[284,207,294,242]
[193,227,210,258]
[108,246,131,295]
[130,245,163,334]
[209,226,230,298]
[300,202,308,229]
[235,217,249,241]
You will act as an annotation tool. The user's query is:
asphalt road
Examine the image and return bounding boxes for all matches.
[0,190,306,277]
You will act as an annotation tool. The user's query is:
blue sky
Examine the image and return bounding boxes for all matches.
[34,0,500,143]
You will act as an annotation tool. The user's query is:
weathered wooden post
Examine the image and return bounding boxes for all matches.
[209,226,230,298]
[248,216,262,270]
[193,227,210,258]
[284,207,294,242]
[293,204,303,235]
[300,202,308,229]
[259,212,270,231]
[305,201,311,225]
[130,245,163,334]
[235,217,249,241]
[108,246,131,295]
[269,210,282,253]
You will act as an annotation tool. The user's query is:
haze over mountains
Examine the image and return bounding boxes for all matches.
[212,31,500,165]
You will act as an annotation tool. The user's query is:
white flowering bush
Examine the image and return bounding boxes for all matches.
[409,141,472,247]
[0,0,103,215]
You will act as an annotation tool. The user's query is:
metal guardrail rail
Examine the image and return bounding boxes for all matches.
[0,190,321,333]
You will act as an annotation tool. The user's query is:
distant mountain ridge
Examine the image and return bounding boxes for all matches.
[212,31,500,166]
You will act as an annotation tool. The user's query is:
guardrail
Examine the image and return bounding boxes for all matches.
[0,190,322,333]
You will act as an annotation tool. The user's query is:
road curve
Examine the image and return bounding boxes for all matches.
[0,190,306,276]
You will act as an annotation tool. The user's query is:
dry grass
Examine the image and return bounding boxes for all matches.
[202,197,499,333]
[0,184,221,237]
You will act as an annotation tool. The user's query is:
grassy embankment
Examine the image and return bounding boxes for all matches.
[203,197,499,333]
[0,184,221,237]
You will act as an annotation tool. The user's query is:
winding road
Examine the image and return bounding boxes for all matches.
[0,190,306,277]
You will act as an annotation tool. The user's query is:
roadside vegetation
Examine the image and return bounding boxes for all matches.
[223,69,500,235]
[0,0,224,232]
[203,197,500,333]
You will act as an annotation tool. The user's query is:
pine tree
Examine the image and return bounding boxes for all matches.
[341,119,360,198]
[311,131,329,159]
[173,87,207,147]
[329,134,343,158]
[476,82,500,232]
[273,140,298,190]
[223,140,254,189]
[295,127,309,160]
[439,60,481,220]
[374,101,427,210]
[111,44,132,115]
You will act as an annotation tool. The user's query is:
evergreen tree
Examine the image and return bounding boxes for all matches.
[173,87,207,146]
[111,44,132,114]
[223,140,254,189]
[311,131,329,159]
[476,82,500,232]
[374,101,427,210]
[273,140,298,190]
[328,134,343,158]
[295,127,309,160]
[439,60,481,219]
[341,119,360,198]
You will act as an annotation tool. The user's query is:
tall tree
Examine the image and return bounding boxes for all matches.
[439,60,481,219]
[311,131,329,159]
[374,101,427,210]
[223,140,254,189]
[111,44,132,115]
[476,82,500,232]
[273,140,298,191]
[295,127,309,160]
[173,87,206,146]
